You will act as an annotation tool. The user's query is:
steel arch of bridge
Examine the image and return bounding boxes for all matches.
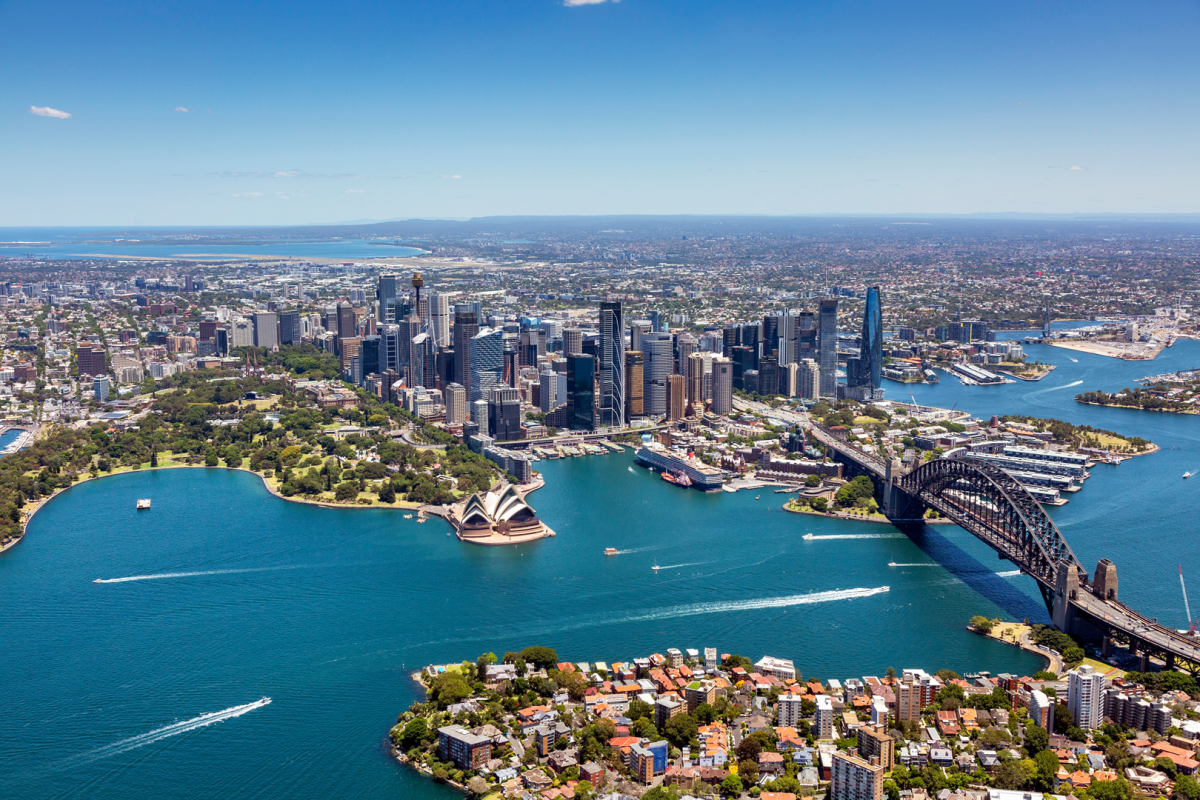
[896,457,1083,589]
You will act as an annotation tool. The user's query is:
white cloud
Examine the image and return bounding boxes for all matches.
[1068,165,1086,171]
[441,174,463,179]
[345,189,366,194]
[232,192,264,197]
[564,0,618,5]
[29,105,70,119]
[175,107,189,112]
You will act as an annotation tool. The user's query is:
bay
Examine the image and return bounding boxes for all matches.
[3,339,1200,798]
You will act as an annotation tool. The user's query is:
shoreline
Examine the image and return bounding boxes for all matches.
[782,500,955,525]
[1076,399,1200,417]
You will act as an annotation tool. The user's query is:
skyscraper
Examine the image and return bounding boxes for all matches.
[847,286,884,400]
[430,292,451,348]
[253,312,279,348]
[630,320,650,355]
[453,310,479,388]
[562,328,583,356]
[687,352,706,404]
[818,298,839,398]
[469,327,503,401]
[796,311,817,361]
[598,301,625,428]
[830,751,884,800]
[445,383,468,425]
[487,386,523,442]
[625,350,644,417]
[277,310,300,345]
[761,315,779,359]
[377,274,398,324]
[566,353,596,431]
[675,333,697,376]
[666,374,686,421]
[711,357,732,414]
[641,333,673,416]
[1068,664,1104,730]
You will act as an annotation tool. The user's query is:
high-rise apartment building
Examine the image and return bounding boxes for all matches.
[814,694,834,739]
[625,351,644,417]
[445,383,468,425]
[711,357,732,415]
[778,695,805,727]
[798,358,820,400]
[598,301,625,428]
[1068,664,1104,730]
[818,298,838,398]
[856,724,894,771]
[562,328,583,357]
[896,669,941,723]
[830,751,884,800]
[1030,690,1055,730]
[76,346,106,377]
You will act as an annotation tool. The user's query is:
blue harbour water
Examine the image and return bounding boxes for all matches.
[3,339,1200,798]
[0,227,425,260]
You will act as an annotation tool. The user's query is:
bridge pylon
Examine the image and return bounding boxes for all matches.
[882,459,926,523]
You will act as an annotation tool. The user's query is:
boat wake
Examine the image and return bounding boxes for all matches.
[612,545,663,555]
[802,533,906,541]
[94,566,298,584]
[995,570,1022,578]
[619,587,890,624]
[888,562,938,567]
[72,698,271,764]
[652,561,711,571]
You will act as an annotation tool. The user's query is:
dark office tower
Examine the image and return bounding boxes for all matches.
[625,351,644,417]
[796,311,817,360]
[566,353,597,431]
[453,310,479,388]
[359,335,382,382]
[382,324,401,372]
[199,321,218,341]
[337,302,357,340]
[487,386,523,442]
[377,274,399,323]
[598,300,625,428]
[740,324,760,369]
[649,309,663,333]
[818,297,839,398]
[399,316,421,371]
[675,333,697,376]
[722,325,740,357]
[215,327,229,356]
[277,311,300,345]
[850,286,883,398]
[731,345,754,390]
[562,328,583,356]
[76,346,106,377]
[436,348,455,389]
[762,315,779,359]
[758,356,780,397]
[666,374,686,421]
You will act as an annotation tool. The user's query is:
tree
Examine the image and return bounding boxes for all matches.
[969,615,995,634]
[428,671,472,709]
[335,481,359,501]
[1088,778,1133,800]
[1174,774,1200,800]
[629,699,654,722]
[205,450,219,467]
[994,759,1030,790]
[664,713,699,747]
[695,703,718,724]
[735,736,762,762]
[1033,749,1060,791]
[810,497,829,512]
[398,717,429,749]
[150,449,158,467]
[935,669,961,682]
[805,474,821,487]
[1063,647,1085,664]
[1024,721,1049,756]
[720,774,743,796]
[378,481,396,503]
[518,646,559,669]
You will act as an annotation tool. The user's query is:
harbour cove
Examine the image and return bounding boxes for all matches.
[4,340,1200,798]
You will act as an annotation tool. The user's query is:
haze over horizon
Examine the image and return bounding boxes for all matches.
[5,0,1200,226]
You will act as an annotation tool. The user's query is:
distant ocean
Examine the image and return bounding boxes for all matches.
[0,227,426,261]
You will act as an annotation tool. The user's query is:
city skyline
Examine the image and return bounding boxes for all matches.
[5,0,1200,225]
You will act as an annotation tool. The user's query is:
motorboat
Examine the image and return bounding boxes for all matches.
[1185,472,1193,479]
[136,498,151,510]
[802,533,815,540]
[403,514,413,519]
[604,548,619,556]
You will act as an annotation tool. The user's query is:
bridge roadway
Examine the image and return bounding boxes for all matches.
[800,414,1200,672]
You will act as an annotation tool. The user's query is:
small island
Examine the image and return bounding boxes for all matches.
[389,641,1200,800]
[1077,373,1200,417]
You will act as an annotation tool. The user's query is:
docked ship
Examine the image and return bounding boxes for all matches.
[635,441,726,492]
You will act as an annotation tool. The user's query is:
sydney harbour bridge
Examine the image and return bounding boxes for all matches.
[809,425,1200,674]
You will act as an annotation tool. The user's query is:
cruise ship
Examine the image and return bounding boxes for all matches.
[635,442,726,492]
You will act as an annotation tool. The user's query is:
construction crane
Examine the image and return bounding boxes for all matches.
[1181,565,1197,636]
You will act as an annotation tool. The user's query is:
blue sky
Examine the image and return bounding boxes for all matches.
[4,0,1200,225]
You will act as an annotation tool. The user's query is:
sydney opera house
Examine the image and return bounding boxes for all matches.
[451,485,555,545]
